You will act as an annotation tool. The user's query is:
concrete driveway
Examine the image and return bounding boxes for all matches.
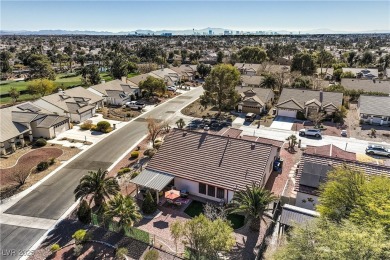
[270,116,295,130]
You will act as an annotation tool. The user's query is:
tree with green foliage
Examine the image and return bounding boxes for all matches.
[74,168,120,208]
[346,51,357,67]
[317,165,365,222]
[291,52,317,76]
[111,55,128,79]
[196,63,211,78]
[271,220,390,260]
[171,214,235,259]
[9,87,20,104]
[81,64,101,86]
[105,194,142,232]
[286,134,298,151]
[228,182,276,231]
[127,61,138,73]
[290,76,312,89]
[361,51,374,66]
[260,74,277,90]
[217,51,224,63]
[237,46,267,63]
[201,64,240,112]
[27,79,55,97]
[334,105,348,123]
[139,76,166,97]
[64,43,74,72]
[176,118,186,129]
[315,49,334,75]
[341,71,356,78]
[0,50,13,74]
[141,190,157,215]
[27,54,56,80]
[77,199,92,224]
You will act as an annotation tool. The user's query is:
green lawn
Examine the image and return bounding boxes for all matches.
[184,200,245,229]
[127,72,140,78]
[0,72,113,104]
[184,200,204,217]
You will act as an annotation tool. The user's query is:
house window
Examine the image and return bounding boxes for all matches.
[199,183,206,195]
[208,185,215,197]
[216,188,224,199]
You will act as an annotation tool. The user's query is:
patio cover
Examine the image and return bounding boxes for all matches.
[280,204,320,227]
[131,169,174,191]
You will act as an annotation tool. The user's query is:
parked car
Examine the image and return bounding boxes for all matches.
[167,86,177,92]
[365,145,390,157]
[341,130,347,137]
[245,113,256,122]
[126,101,145,110]
[299,129,322,138]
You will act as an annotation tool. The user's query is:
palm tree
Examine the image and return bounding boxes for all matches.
[105,194,142,233]
[228,182,276,231]
[286,134,298,151]
[260,74,277,90]
[74,168,120,208]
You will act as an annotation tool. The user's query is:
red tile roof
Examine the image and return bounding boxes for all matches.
[146,128,276,191]
[305,144,356,160]
[295,153,390,195]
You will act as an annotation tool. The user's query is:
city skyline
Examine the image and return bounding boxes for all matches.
[1,1,389,32]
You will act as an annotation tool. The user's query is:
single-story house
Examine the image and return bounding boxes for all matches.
[127,74,150,86]
[340,78,390,95]
[234,63,261,76]
[236,86,274,114]
[342,68,378,79]
[88,79,140,106]
[34,87,104,123]
[149,68,180,86]
[275,88,343,118]
[131,128,280,204]
[295,152,390,210]
[240,75,263,88]
[0,102,70,154]
[358,95,390,125]
[170,64,198,81]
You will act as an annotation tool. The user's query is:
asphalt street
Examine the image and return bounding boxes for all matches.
[0,87,203,259]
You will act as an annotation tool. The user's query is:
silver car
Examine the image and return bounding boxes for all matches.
[365,145,390,157]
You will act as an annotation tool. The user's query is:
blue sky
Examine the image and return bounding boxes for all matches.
[1,1,389,32]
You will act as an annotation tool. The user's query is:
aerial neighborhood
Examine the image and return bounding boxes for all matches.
[1,32,390,260]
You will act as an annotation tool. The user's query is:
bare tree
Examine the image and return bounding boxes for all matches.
[308,111,326,128]
[203,203,227,221]
[7,167,30,188]
[146,117,165,148]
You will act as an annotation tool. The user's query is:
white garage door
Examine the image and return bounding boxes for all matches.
[278,109,297,118]
[80,111,93,122]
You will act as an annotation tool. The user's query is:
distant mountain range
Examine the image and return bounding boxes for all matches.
[1,27,389,35]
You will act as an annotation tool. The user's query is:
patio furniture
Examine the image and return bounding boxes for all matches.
[174,201,182,207]
[165,190,180,200]
[180,189,189,198]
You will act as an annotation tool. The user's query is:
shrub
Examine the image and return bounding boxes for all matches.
[77,200,92,224]
[73,244,83,257]
[130,151,139,159]
[154,142,162,150]
[35,138,47,147]
[96,121,111,132]
[296,111,306,120]
[90,124,98,131]
[115,247,128,260]
[143,148,157,158]
[49,157,56,165]
[117,168,131,177]
[80,120,93,130]
[131,171,140,179]
[37,161,49,171]
[142,190,157,214]
[50,244,60,252]
[143,249,159,260]
[72,229,89,245]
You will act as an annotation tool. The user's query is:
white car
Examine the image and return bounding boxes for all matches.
[299,128,322,138]
[125,101,145,110]
[167,86,177,92]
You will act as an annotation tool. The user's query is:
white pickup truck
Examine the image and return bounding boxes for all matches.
[125,101,146,110]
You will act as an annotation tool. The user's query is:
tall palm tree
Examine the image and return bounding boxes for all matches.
[260,74,277,90]
[74,168,120,208]
[228,182,276,231]
[105,194,142,232]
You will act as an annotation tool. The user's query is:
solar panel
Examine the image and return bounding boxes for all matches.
[17,103,40,112]
[300,173,321,188]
